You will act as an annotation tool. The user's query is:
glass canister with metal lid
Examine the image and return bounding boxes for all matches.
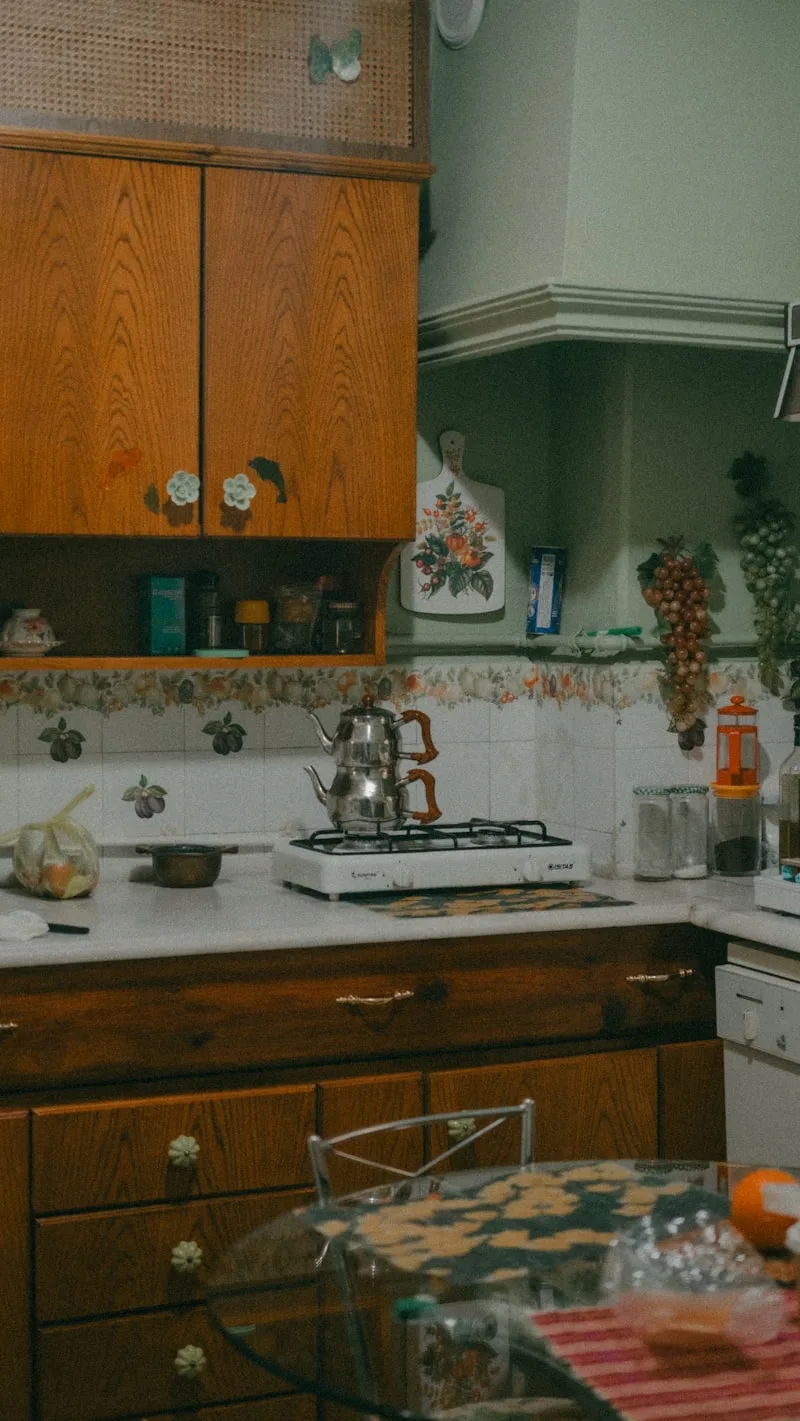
[633,786,673,880]
[669,785,709,879]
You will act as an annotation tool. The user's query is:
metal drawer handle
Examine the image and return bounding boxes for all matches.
[626,969,695,984]
[336,990,415,1008]
[168,1134,200,1169]
[171,1240,204,1274]
[0,1021,19,1035]
[174,1343,206,1378]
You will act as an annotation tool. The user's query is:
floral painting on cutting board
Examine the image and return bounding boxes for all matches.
[400,430,506,615]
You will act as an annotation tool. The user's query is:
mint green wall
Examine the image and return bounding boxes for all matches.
[566,1,800,299]
[419,0,578,317]
[550,343,800,642]
[387,346,552,651]
[421,0,800,319]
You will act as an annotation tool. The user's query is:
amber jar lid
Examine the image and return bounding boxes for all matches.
[234,600,269,624]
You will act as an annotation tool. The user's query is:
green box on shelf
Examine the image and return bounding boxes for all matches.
[140,576,186,655]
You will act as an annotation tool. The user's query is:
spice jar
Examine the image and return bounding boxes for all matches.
[270,584,321,654]
[633,786,673,880]
[320,601,364,655]
[670,785,708,879]
[234,600,270,654]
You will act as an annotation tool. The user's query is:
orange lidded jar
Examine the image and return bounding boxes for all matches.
[711,696,761,875]
[234,600,270,654]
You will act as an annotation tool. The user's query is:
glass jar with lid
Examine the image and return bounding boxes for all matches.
[633,786,673,880]
[320,601,364,655]
[669,785,708,879]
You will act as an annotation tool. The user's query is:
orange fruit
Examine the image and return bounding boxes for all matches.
[41,862,75,898]
[730,1167,798,1250]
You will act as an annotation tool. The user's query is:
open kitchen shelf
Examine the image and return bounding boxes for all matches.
[3,654,378,671]
[0,536,396,669]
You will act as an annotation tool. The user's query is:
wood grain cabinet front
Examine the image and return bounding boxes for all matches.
[37,1303,313,1421]
[33,1084,315,1212]
[0,149,200,537]
[36,1189,312,1322]
[203,168,418,541]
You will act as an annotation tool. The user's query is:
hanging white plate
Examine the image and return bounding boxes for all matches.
[436,0,486,49]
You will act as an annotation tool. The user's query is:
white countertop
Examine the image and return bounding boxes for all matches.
[0,852,799,970]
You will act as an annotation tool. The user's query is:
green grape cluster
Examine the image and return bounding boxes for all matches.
[728,453,800,695]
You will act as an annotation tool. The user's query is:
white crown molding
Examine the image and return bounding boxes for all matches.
[417,282,786,366]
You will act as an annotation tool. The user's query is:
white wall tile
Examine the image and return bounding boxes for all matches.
[102,706,185,754]
[489,741,538,821]
[101,755,185,842]
[536,742,575,827]
[567,700,616,749]
[573,746,615,834]
[0,759,18,829]
[423,741,490,823]
[489,697,537,742]
[0,707,17,756]
[185,751,266,836]
[17,754,103,838]
[417,697,490,743]
[19,704,101,756]
[755,696,794,745]
[614,700,675,750]
[263,703,325,750]
[265,749,335,838]
[184,702,266,753]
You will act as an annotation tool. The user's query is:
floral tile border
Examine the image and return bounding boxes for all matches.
[0,658,776,719]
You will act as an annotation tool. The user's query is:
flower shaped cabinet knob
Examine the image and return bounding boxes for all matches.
[168,1134,200,1169]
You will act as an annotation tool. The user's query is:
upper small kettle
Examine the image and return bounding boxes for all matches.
[307,694,439,769]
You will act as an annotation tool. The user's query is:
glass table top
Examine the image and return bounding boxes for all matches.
[208,1159,746,1421]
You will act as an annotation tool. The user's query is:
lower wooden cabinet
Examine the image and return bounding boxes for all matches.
[658,1038,726,1161]
[0,1110,30,1421]
[428,1050,659,1166]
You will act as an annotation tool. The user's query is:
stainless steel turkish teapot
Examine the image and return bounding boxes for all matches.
[304,694,441,834]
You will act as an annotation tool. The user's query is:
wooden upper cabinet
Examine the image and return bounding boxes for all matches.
[0,150,200,536]
[203,169,418,540]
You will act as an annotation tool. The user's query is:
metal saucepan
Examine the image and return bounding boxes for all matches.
[136,843,238,888]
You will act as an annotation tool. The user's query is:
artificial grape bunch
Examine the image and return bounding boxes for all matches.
[728,451,800,695]
[638,537,717,749]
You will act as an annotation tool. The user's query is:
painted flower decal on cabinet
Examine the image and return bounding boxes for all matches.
[222,473,256,510]
[166,470,200,506]
[203,710,246,754]
[123,773,167,818]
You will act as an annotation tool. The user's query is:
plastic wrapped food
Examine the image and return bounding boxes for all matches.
[3,786,99,899]
[602,1207,787,1351]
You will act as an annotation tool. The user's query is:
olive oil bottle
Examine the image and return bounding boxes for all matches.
[779,714,800,862]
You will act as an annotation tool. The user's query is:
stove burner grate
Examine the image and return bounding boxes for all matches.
[292,818,572,856]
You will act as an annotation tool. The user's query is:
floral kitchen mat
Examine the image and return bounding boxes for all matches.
[304,1161,723,1296]
[353,886,634,917]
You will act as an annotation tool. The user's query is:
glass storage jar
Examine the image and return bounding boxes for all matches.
[270,584,321,654]
[320,601,364,655]
[670,785,709,879]
[633,786,673,880]
[234,599,270,654]
[711,785,761,876]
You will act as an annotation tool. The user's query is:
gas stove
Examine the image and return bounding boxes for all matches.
[272,819,591,900]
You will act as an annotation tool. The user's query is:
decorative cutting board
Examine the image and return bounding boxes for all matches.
[400,430,505,615]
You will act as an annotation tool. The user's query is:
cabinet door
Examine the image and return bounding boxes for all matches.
[318,1072,424,1199]
[427,1051,659,1166]
[0,1110,30,1421]
[0,150,199,535]
[204,169,418,540]
[658,1039,726,1161]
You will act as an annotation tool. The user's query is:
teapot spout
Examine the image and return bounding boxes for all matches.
[304,764,330,807]
[307,711,334,754]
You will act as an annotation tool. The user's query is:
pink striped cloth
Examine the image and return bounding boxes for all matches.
[534,1305,800,1420]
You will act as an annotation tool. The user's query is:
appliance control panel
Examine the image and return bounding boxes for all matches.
[717,963,800,1065]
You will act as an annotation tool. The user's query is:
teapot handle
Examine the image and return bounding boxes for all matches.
[404,768,442,824]
[398,710,438,765]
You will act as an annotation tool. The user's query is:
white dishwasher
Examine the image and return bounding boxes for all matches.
[717,950,800,1166]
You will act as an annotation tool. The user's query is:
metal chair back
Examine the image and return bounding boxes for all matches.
[308,1099,535,1204]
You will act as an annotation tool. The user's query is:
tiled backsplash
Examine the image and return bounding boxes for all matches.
[0,658,793,871]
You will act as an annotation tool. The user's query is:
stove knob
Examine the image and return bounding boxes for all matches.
[742,1009,760,1044]
[522,856,542,883]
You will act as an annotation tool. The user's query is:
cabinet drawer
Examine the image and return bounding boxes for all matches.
[146,1400,315,1421]
[0,927,723,1091]
[37,1304,312,1421]
[33,1084,314,1213]
[36,1188,311,1322]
